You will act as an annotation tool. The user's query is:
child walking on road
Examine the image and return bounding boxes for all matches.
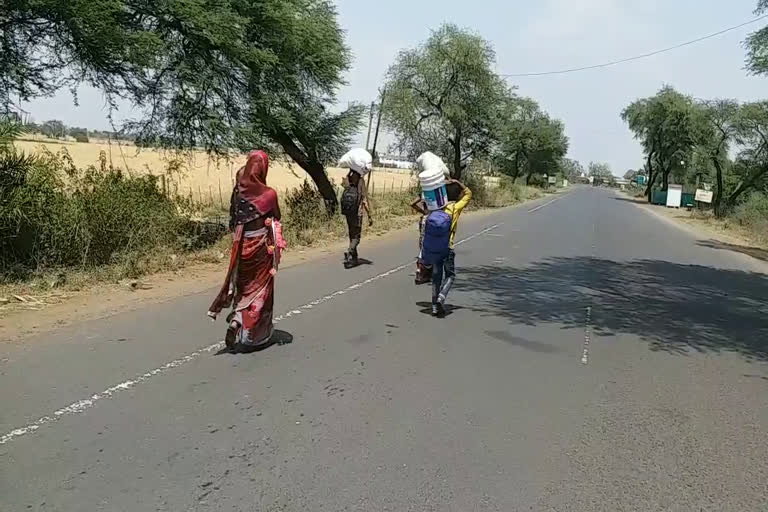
[410,196,432,284]
[338,149,374,268]
[421,179,472,317]
[341,169,372,267]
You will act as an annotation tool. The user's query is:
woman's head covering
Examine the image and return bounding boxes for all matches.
[233,150,278,226]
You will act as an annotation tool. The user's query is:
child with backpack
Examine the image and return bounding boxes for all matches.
[341,169,372,267]
[410,196,432,284]
[421,179,472,317]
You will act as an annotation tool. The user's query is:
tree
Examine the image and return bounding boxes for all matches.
[622,87,701,202]
[492,95,568,184]
[2,0,361,209]
[623,169,638,181]
[727,101,768,210]
[41,120,67,139]
[523,116,568,185]
[562,159,585,181]
[588,162,612,179]
[697,99,740,217]
[745,1,768,75]
[493,96,542,181]
[383,24,506,179]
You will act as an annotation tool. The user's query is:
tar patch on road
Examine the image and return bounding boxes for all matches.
[484,330,560,353]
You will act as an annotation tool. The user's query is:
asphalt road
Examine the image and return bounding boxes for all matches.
[1,187,767,511]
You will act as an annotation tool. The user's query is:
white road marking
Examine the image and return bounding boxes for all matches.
[0,223,502,446]
[582,306,592,365]
[528,196,564,213]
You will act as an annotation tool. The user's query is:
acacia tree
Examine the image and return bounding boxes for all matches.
[588,162,612,178]
[697,99,740,217]
[727,101,768,209]
[491,94,568,184]
[1,0,361,209]
[524,116,568,185]
[494,96,542,181]
[745,1,768,75]
[383,24,506,179]
[622,87,700,202]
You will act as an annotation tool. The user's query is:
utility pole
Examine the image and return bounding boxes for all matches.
[367,87,387,188]
[365,101,375,151]
[371,87,387,163]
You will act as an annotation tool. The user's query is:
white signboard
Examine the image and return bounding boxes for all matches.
[548,176,557,184]
[666,184,682,208]
[695,189,713,204]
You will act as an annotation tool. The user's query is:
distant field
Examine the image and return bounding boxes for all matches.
[16,138,417,203]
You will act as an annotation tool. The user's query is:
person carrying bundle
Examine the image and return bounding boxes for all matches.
[416,152,472,317]
[338,149,374,267]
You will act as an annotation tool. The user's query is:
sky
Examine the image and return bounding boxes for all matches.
[22,0,768,176]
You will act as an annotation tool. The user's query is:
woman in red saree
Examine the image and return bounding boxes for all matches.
[208,150,286,350]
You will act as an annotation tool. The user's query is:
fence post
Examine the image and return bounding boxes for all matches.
[218,178,224,207]
[161,175,167,196]
[198,185,202,204]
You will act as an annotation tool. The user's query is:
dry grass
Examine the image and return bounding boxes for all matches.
[1,180,542,305]
[15,137,417,202]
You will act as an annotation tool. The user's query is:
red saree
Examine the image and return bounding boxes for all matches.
[208,151,285,349]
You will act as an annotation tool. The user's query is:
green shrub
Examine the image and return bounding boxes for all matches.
[284,180,326,229]
[461,171,490,208]
[733,192,768,241]
[0,149,206,277]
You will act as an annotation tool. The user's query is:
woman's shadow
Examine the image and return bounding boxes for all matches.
[216,329,294,355]
[415,301,463,317]
[344,258,374,269]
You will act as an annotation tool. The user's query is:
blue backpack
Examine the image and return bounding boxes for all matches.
[421,210,452,265]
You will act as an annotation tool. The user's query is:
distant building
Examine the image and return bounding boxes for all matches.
[378,154,415,170]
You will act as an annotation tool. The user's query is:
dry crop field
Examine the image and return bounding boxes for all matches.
[16,138,417,203]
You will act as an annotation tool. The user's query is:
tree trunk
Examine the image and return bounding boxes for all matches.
[712,156,725,218]
[724,165,768,212]
[272,129,338,212]
[511,151,521,181]
[452,128,463,179]
[644,151,656,203]
[662,168,670,191]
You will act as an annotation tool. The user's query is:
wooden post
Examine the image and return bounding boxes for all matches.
[218,178,224,207]
[161,175,167,196]
[198,185,202,203]
[209,185,213,204]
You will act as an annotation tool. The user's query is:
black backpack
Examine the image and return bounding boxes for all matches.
[341,185,360,215]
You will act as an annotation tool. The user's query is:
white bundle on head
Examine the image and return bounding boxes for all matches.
[416,152,449,178]
[338,148,373,176]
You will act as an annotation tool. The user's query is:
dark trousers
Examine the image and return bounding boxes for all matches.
[432,249,456,304]
[345,214,362,258]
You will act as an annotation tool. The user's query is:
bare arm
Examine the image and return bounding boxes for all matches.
[359,179,373,222]
[410,197,427,215]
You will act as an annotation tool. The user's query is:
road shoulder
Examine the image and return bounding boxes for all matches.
[618,190,768,274]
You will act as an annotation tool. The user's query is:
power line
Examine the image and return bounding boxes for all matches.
[501,15,768,78]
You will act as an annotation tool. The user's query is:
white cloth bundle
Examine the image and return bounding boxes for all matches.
[338,148,373,176]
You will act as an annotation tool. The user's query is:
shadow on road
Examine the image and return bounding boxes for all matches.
[455,257,768,362]
[613,196,645,204]
[215,330,294,356]
[697,239,768,263]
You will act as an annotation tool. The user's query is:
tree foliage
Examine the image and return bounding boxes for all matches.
[2,0,363,208]
[588,162,612,178]
[745,1,768,76]
[622,86,702,201]
[383,24,506,178]
[562,159,585,181]
[492,95,568,184]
